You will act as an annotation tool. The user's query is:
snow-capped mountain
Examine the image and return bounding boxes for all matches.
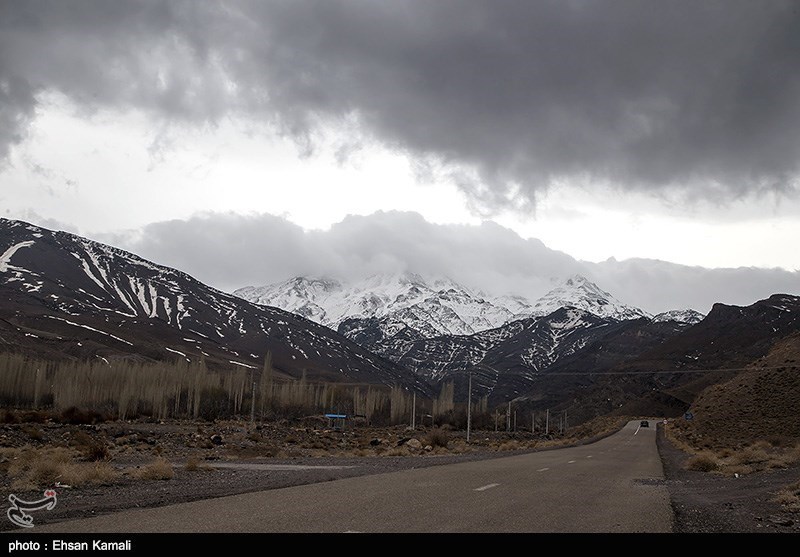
[6,218,798,421]
[236,271,661,405]
[236,273,651,343]
[0,219,427,392]
[388,307,614,382]
[652,309,705,325]
[348,305,691,406]
[235,273,515,337]
[518,275,650,321]
[234,277,343,323]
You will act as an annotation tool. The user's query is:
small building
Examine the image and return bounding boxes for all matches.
[324,413,348,431]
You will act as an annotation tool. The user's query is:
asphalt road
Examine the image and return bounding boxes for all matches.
[31,420,672,533]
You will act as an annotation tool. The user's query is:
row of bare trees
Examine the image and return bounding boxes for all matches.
[0,352,485,426]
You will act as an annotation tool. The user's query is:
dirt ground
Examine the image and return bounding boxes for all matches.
[2,416,799,532]
[657,425,800,533]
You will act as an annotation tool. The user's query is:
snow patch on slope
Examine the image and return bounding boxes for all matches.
[652,309,705,324]
[0,241,34,272]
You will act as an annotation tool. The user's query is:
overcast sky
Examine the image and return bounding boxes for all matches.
[2,1,799,312]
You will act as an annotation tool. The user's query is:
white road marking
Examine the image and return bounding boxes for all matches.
[537,468,550,472]
[568,460,576,464]
[586,455,593,459]
[474,483,500,492]
[634,425,641,435]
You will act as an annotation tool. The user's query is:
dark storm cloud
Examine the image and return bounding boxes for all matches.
[0,1,237,145]
[111,211,800,314]
[2,1,800,207]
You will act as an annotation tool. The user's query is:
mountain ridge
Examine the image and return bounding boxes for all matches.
[0,218,429,393]
[2,218,799,428]
[235,272,699,341]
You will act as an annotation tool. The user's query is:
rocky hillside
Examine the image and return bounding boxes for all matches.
[0,219,429,393]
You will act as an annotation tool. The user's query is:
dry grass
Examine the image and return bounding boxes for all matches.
[787,444,800,462]
[1,446,119,490]
[686,452,720,472]
[774,480,800,513]
[82,441,111,462]
[424,429,450,448]
[719,442,800,474]
[677,437,800,476]
[729,447,770,466]
[496,440,522,451]
[69,429,111,461]
[60,462,118,487]
[184,457,215,472]
[134,458,174,480]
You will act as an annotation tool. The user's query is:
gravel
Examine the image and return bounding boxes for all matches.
[657,425,800,533]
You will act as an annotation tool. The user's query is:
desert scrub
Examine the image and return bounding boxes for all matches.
[774,480,800,512]
[1,446,119,490]
[134,458,174,480]
[424,429,450,448]
[184,457,215,472]
[497,440,521,451]
[686,452,720,472]
[69,429,112,461]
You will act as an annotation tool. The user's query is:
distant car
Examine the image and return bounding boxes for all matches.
[640,420,649,427]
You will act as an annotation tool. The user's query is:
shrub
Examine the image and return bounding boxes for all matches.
[687,453,720,472]
[750,440,772,451]
[82,441,111,462]
[8,447,72,479]
[2,409,18,424]
[767,436,790,448]
[774,481,800,512]
[20,411,48,424]
[184,457,215,472]
[425,429,450,448]
[18,459,63,490]
[59,407,108,425]
[61,462,118,486]
[69,431,110,461]
[135,458,174,480]
[731,447,770,466]
[5,447,119,490]
[498,440,521,451]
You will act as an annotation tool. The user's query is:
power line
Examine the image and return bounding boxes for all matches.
[469,363,798,378]
[535,364,799,377]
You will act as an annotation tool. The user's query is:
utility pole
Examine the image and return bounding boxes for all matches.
[531,412,535,433]
[466,372,472,443]
[506,401,511,432]
[546,409,549,435]
[513,410,517,432]
[250,380,256,426]
[412,392,416,429]
[564,409,568,431]
[495,409,498,432]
